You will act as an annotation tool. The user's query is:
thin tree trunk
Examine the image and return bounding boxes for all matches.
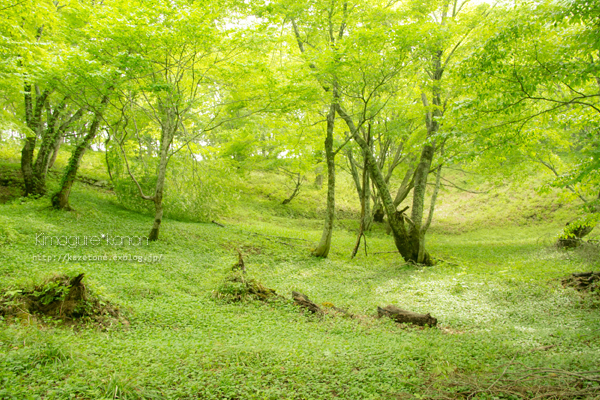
[393,158,417,207]
[148,131,172,241]
[346,148,362,201]
[347,140,373,230]
[31,100,66,194]
[362,132,373,231]
[47,136,64,172]
[351,140,372,258]
[52,96,108,210]
[46,108,85,174]
[282,173,303,205]
[410,144,435,263]
[363,167,372,231]
[313,104,336,258]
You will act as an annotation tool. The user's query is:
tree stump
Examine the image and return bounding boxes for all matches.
[562,271,600,292]
[377,305,437,327]
[292,291,322,314]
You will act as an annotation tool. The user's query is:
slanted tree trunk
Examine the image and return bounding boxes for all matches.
[347,148,362,202]
[313,104,336,257]
[383,158,417,234]
[363,167,372,231]
[52,96,109,210]
[282,171,303,205]
[47,136,63,172]
[393,157,417,207]
[335,104,433,265]
[31,99,84,195]
[45,107,84,176]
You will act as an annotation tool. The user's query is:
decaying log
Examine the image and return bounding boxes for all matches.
[292,291,322,314]
[377,305,437,327]
[562,271,600,292]
[331,305,354,318]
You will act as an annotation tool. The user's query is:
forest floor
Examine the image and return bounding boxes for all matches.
[0,153,599,399]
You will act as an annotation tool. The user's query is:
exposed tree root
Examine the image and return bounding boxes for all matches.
[0,273,126,328]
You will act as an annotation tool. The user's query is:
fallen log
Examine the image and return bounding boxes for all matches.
[377,305,437,327]
[562,271,600,292]
[292,291,322,314]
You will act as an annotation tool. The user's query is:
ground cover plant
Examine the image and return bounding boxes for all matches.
[1,0,599,398]
[0,156,598,399]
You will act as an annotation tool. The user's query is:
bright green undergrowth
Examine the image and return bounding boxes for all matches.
[0,156,598,399]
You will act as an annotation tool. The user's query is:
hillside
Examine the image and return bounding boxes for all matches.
[0,148,598,399]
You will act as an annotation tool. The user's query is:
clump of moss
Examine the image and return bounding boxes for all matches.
[0,273,126,328]
[213,270,279,303]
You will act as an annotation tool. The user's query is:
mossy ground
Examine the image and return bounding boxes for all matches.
[0,147,598,399]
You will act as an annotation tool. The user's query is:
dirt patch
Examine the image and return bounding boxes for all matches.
[0,273,127,329]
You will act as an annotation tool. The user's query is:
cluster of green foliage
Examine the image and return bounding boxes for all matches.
[0,0,596,243]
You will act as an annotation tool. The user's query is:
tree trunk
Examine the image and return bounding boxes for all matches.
[410,144,435,264]
[393,158,416,207]
[347,141,373,230]
[52,96,108,210]
[47,136,64,172]
[282,173,303,205]
[346,148,362,202]
[313,104,336,257]
[362,127,373,231]
[335,104,432,265]
[363,160,372,231]
[148,133,171,241]
[32,100,66,195]
[46,108,84,174]
[21,136,38,196]
[21,85,50,197]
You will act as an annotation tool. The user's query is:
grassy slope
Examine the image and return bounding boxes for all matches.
[0,149,599,399]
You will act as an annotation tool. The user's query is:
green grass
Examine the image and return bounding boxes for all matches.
[0,156,599,399]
